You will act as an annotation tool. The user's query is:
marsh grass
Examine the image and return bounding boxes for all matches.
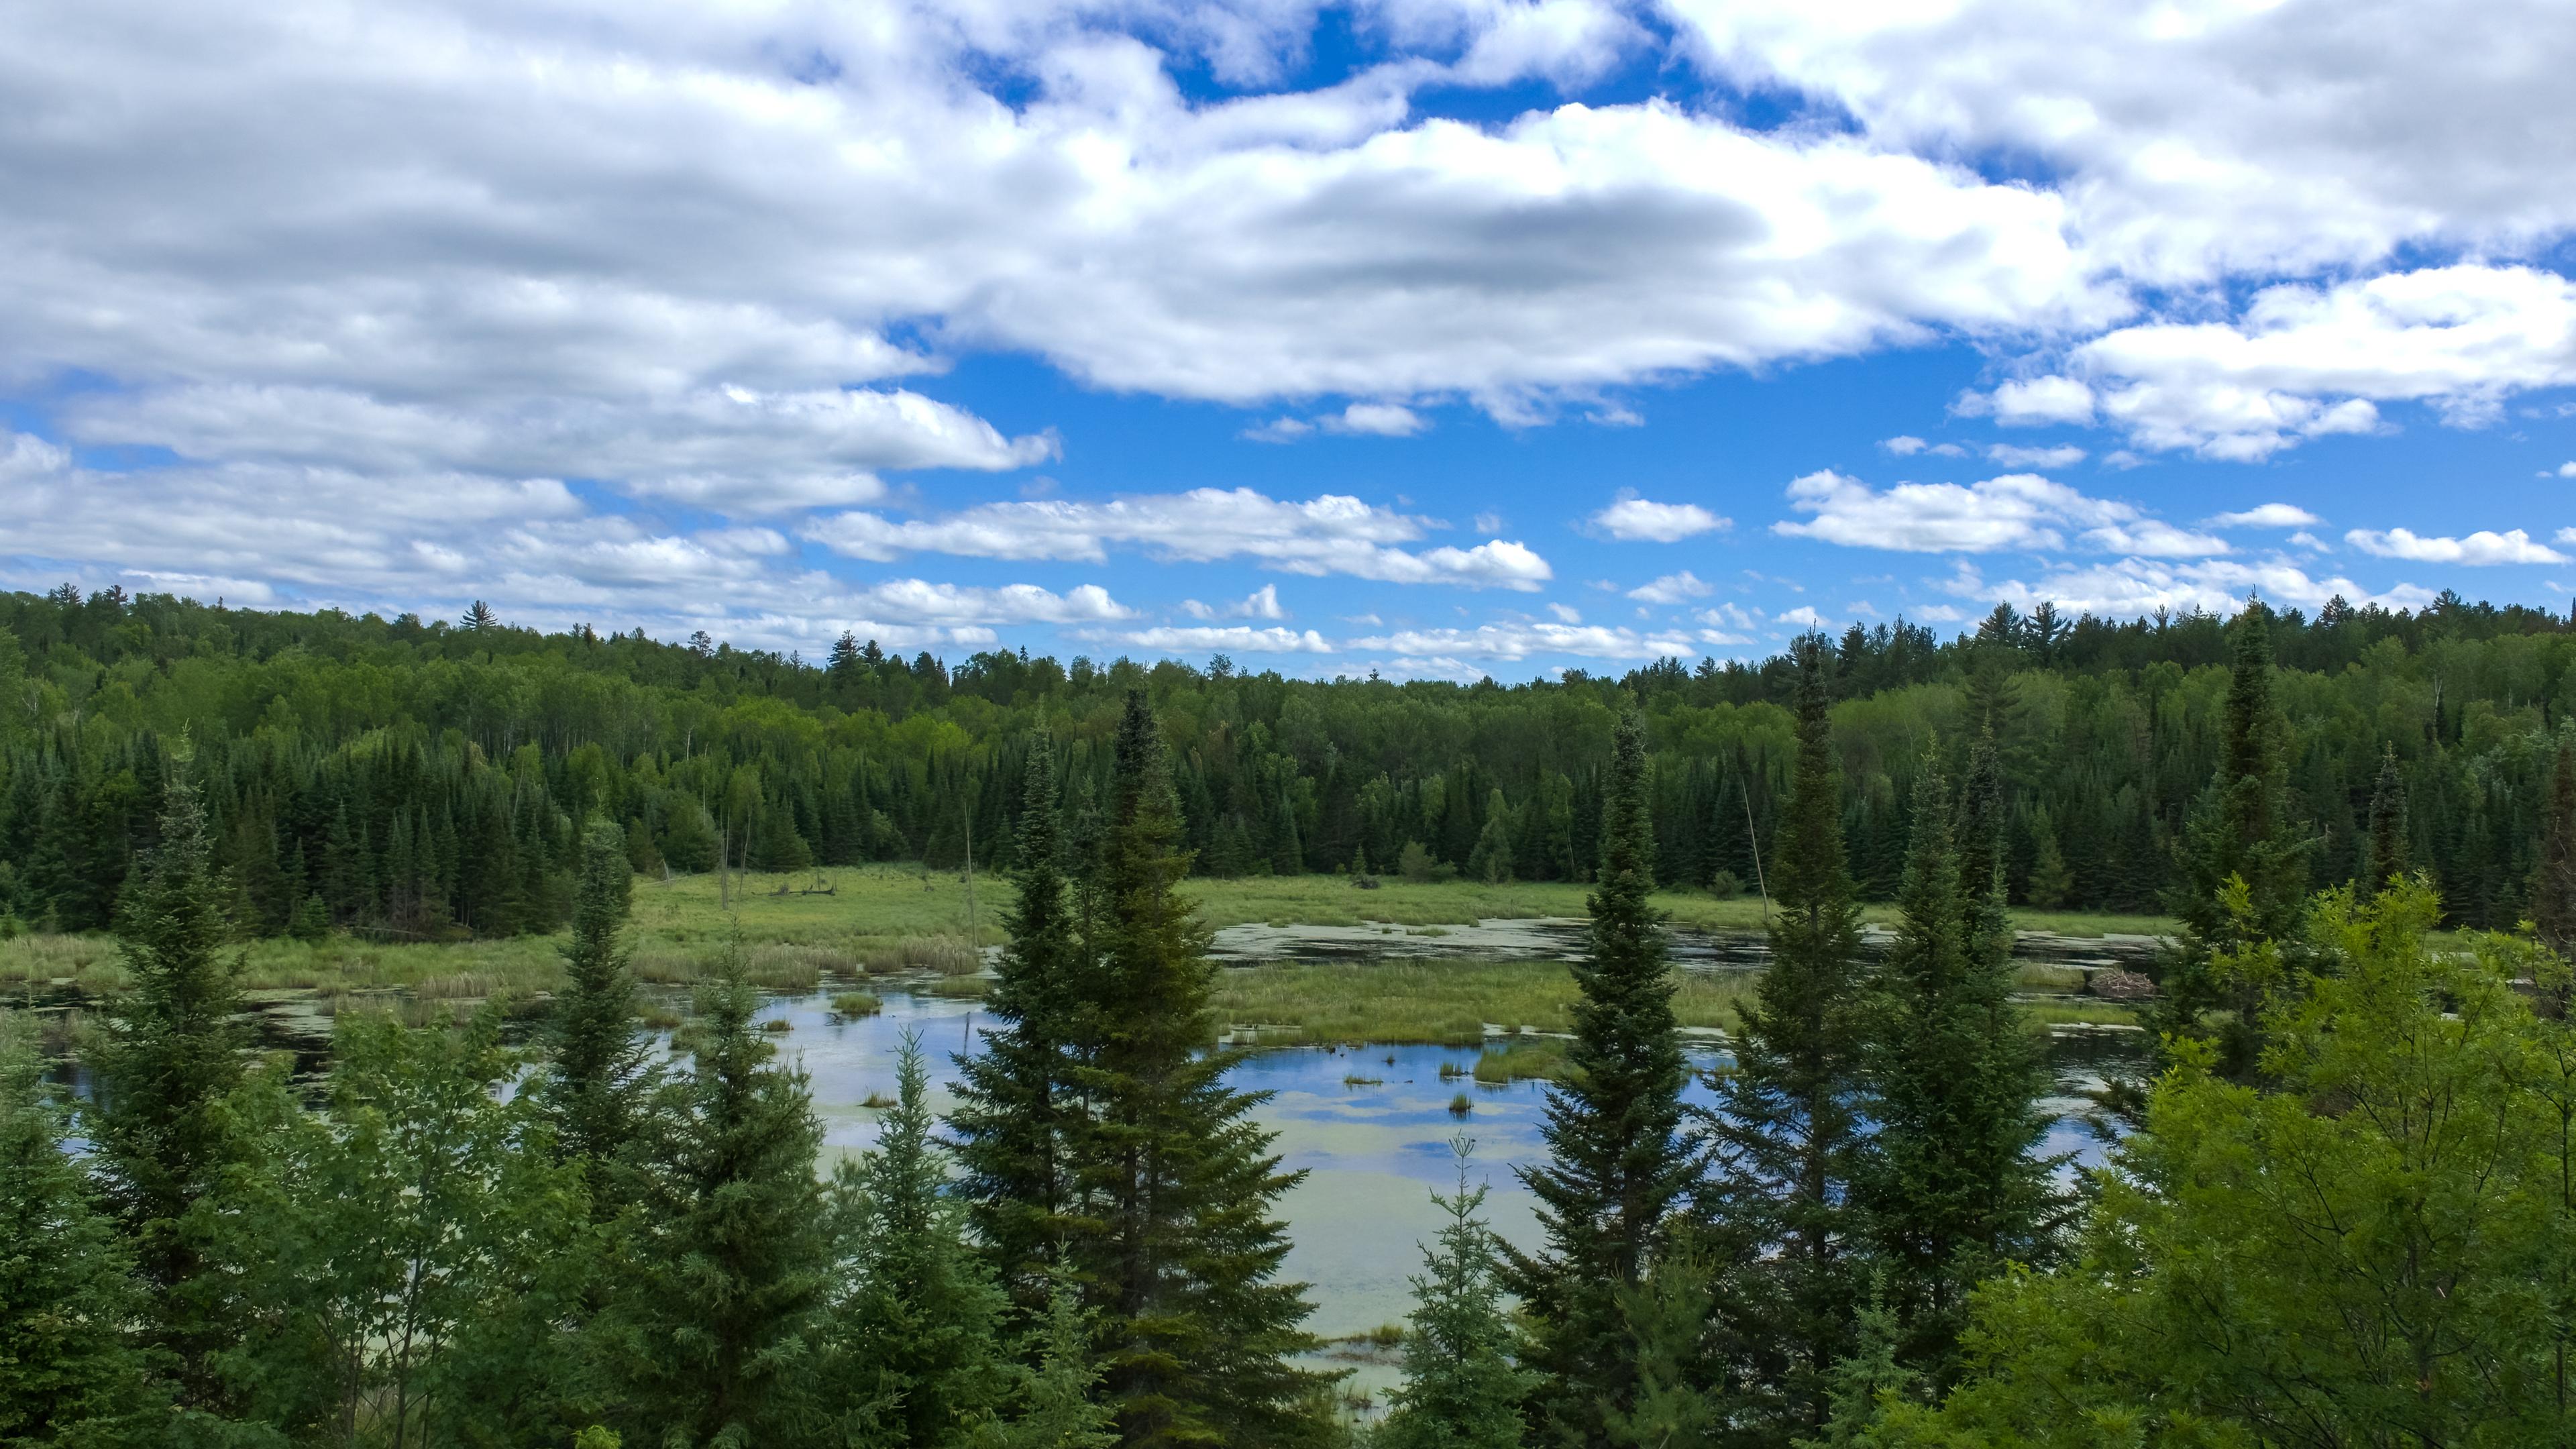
[1208,960,1757,1046]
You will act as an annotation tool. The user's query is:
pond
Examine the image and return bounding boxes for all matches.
[742,980,2145,1396]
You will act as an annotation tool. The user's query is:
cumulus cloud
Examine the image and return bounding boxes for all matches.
[1945,557,2434,620]
[1101,626,1335,654]
[1349,619,1704,661]
[1881,436,1971,458]
[1661,0,2576,282]
[1244,401,1430,442]
[1958,376,2096,426]
[2208,503,2325,529]
[1774,470,2226,557]
[1592,492,1730,542]
[804,487,1554,589]
[2555,462,2576,478]
[1627,570,1714,604]
[1182,584,1289,621]
[2346,527,2567,565]
[1985,443,2087,469]
[2070,266,2576,458]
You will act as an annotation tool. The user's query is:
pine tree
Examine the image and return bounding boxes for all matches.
[1381,1139,1539,1449]
[87,769,250,1405]
[2022,806,2074,910]
[1071,690,1323,1448]
[1467,789,1513,884]
[2532,743,2576,967]
[1860,741,2054,1386]
[546,819,654,1194]
[2157,601,2308,1079]
[956,743,1093,1315]
[831,1033,1010,1448]
[461,600,498,631]
[1700,638,1872,1444]
[1508,710,1693,1446]
[2364,744,2411,901]
[609,939,831,1446]
[0,1016,164,1442]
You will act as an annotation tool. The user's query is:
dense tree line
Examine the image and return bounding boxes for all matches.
[17,606,2576,1444]
[13,584,2576,941]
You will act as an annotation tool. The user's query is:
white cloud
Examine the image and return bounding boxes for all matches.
[1776,605,1825,627]
[804,488,1553,590]
[2288,531,2328,550]
[2347,527,2567,565]
[1181,584,1289,621]
[1985,443,2087,469]
[1774,470,2225,556]
[1627,570,1715,604]
[1944,557,2434,619]
[1350,619,1704,661]
[2070,266,2576,458]
[1102,626,1335,655]
[1882,435,1929,455]
[1695,602,1760,630]
[1662,1,2576,284]
[1244,400,1430,442]
[2554,462,2576,478]
[1958,376,2097,427]
[2208,503,2324,529]
[1547,602,1582,623]
[843,579,1134,626]
[1593,492,1730,542]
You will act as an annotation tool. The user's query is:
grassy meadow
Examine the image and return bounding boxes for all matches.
[2,865,2157,1040]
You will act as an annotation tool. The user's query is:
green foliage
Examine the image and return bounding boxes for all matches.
[1872,879,2576,1446]
[827,1032,1010,1448]
[2157,602,2311,1078]
[1379,1138,1536,1449]
[955,743,1090,1314]
[217,1005,592,1444]
[85,771,251,1405]
[545,818,655,1194]
[1509,711,1693,1446]
[606,938,833,1447]
[1068,692,1324,1448]
[1701,641,1874,1443]
[985,1277,1120,1449]
[0,1014,164,1444]
[1860,743,2057,1384]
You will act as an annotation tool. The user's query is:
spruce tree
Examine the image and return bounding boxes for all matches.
[955,743,1092,1313]
[1507,710,1693,1446]
[995,1275,1120,1449]
[1860,742,2053,1386]
[87,769,250,1405]
[830,1032,1010,1448]
[2363,744,2411,900]
[609,939,831,1446]
[1071,690,1322,1448]
[2157,600,2308,1079]
[1700,638,1871,1444]
[0,1015,164,1442]
[547,819,654,1194]
[2532,743,2576,968]
[1379,1138,1537,1449]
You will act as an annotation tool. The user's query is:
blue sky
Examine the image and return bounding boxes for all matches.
[5,0,2576,678]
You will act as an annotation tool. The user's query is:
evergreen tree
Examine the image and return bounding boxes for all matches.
[1467,789,1514,885]
[955,743,1092,1313]
[1379,1139,1537,1449]
[830,1033,1010,1448]
[461,600,498,631]
[1860,743,2054,1386]
[994,1276,1120,1449]
[86,769,250,1405]
[1071,690,1322,1448]
[2157,601,2309,1079]
[2532,742,2576,967]
[547,819,654,1194]
[2363,743,2411,900]
[1700,639,1872,1444]
[2021,806,2073,910]
[1508,710,1693,1446]
[609,940,832,1446]
[0,1015,164,1443]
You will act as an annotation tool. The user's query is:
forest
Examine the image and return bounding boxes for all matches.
[6,582,2576,945]
[13,590,2576,1446]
